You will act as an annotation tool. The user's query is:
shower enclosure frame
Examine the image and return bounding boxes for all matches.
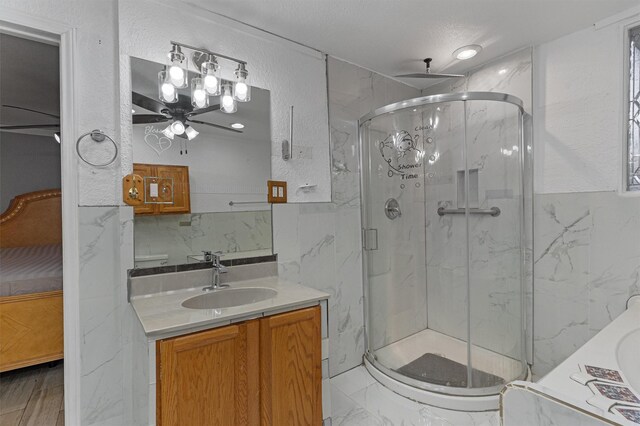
[358,91,529,411]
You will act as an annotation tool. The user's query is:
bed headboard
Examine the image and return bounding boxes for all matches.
[0,189,62,248]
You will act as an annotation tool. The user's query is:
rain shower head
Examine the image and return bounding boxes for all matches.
[395,58,464,79]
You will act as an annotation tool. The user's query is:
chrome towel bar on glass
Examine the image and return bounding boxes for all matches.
[437,207,501,217]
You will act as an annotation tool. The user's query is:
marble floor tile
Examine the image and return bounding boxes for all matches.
[332,406,384,426]
[330,365,500,426]
[20,385,63,426]
[330,385,360,418]
[330,366,376,396]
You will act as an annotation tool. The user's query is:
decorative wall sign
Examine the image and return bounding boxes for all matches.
[378,130,425,179]
[144,126,172,156]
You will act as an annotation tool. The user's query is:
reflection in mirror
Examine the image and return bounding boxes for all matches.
[130,57,273,268]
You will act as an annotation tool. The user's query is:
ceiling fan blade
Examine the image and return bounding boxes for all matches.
[133,114,170,124]
[186,104,221,117]
[0,124,60,130]
[2,105,60,119]
[187,119,243,133]
[394,73,464,79]
[132,92,169,114]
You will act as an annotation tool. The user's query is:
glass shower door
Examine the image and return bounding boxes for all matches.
[362,101,473,393]
[465,100,527,389]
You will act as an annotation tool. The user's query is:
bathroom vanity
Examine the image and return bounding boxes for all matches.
[128,263,330,425]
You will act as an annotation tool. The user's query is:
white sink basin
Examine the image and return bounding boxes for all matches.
[181,287,277,309]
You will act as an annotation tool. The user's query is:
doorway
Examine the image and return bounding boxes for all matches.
[0,32,64,425]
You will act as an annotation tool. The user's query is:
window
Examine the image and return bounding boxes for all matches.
[628,25,640,191]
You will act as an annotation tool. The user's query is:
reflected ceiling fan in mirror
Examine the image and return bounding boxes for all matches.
[132,91,242,137]
[132,91,242,154]
[0,104,61,141]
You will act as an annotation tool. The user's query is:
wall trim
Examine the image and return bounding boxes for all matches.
[0,8,81,426]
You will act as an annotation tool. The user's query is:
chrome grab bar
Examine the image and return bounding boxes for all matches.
[437,207,501,217]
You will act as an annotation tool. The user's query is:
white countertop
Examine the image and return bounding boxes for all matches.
[130,275,329,339]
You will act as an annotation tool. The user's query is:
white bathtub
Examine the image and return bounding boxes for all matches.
[502,295,640,425]
[617,326,640,394]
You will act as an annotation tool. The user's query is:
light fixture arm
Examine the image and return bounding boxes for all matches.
[170,40,247,66]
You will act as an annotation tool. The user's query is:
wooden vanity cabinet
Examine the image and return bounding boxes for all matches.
[133,163,190,215]
[156,320,260,426]
[156,306,322,426]
[260,307,322,425]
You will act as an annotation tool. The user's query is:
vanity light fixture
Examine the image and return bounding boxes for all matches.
[158,41,252,116]
[191,77,209,109]
[230,123,245,129]
[201,54,221,95]
[233,63,251,102]
[158,68,178,103]
[453,44,482,60]
[184,125,199,140]
[220,83,237,114]
[167,44,188,88]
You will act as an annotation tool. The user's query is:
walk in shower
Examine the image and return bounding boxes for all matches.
[359,92,530,411]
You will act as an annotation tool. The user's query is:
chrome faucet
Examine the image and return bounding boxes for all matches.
[202,251,228,291]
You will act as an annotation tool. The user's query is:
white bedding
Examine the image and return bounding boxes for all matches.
[0,244,63,296]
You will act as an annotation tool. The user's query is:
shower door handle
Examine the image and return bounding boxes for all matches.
[437,207,501,217]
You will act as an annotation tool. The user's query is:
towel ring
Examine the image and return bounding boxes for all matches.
[76,129,118,167]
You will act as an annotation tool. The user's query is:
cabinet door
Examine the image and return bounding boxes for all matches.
[156,165,191,214]
[132,163,156,215]
[260,306,322,426]
[157,321,260,426]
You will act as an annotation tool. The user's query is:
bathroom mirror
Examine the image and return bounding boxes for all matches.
[130,57,273,268]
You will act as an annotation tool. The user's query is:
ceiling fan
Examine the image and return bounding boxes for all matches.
[132,91,242,136]
[0,105,60,131]
[395,58,464,79]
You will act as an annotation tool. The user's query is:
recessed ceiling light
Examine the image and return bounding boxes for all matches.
[230,123,244,129]
[132,108,136,114]
[453,45,482,60]
[498,68,508,75]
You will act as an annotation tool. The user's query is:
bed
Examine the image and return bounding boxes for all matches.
[0,189,63,372]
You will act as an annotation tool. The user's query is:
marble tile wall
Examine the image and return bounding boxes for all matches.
[78,206,125,425]
[134,210,272,265]
[532,191,640,376]
[272,57,420,377]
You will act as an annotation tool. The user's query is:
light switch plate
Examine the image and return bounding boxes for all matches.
[267,180,287,203]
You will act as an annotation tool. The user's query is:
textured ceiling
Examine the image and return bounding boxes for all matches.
[183,0,638,88]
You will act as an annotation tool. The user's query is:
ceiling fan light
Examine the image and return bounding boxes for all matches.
[185,125,199,140]
[453,44,482,60]
[170,120,185,135]
[162,125,175,140]
[158,69,178,103]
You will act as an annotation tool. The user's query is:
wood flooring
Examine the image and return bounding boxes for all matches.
[0,362,63,426]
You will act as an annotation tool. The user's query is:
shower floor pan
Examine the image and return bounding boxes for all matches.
[366,328,525,411]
